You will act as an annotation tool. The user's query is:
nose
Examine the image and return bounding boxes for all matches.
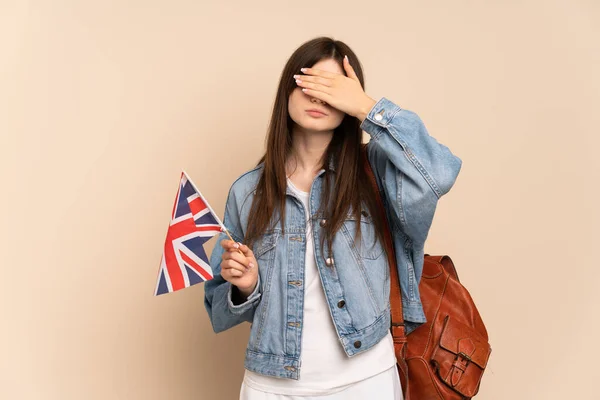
[310,97,326,106]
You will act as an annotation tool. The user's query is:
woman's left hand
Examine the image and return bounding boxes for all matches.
[294,56,377,122]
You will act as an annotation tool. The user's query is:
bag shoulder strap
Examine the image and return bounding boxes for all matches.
[362,144,411,400]
[361,144,406,336]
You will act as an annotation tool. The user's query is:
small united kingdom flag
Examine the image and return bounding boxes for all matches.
[154,171,224,295]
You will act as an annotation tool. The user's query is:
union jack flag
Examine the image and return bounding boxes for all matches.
[155,171,224,296]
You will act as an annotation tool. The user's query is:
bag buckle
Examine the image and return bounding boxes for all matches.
[457,351,472,364]
[449,351,472,387]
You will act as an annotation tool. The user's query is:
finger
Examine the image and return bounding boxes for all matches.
[343,55,359,81]
[296,80,331,94]
[222,258,248,273]
[223,250,251,269]
[220,239,244,255]
[237,243,255,259]
[301,88,332,104]
[293,74,332,87]
[224,267,243,278]
[300,67,339,79]
[220,239,239,250]
[226,247,256,270]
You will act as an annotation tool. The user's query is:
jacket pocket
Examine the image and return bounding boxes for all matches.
[342,211,384,260]
[253,232,278,259]
[248,232,279,351]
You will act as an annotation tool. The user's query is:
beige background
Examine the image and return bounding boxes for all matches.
[1,1,599,399]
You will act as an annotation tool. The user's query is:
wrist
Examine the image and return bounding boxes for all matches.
[236,282,257,299]
[356,96,377,123]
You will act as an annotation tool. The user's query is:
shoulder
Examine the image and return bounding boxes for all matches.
[226,162,264,209]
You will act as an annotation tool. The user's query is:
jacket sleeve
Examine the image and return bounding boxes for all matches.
[361,97,462,248]
[203,186,261,333]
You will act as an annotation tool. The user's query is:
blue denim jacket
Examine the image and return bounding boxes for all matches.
[204,97,462,379]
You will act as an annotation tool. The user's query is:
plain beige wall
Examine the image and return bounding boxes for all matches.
[1,1,598,399]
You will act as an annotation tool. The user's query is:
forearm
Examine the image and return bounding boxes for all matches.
[361,97,462,245]
[361,97,462,198]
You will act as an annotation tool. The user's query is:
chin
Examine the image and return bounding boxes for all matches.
[299,118,336,131]
[304,124,334,133]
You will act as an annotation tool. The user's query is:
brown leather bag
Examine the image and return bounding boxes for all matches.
[363,149,492,399]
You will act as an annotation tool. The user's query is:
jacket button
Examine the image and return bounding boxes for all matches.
[337,300,345,308]
[354,341,362,349]
[319,219,326,227]
[325,257,334,266]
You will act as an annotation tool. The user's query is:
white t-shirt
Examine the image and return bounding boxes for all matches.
[242,178,397,396]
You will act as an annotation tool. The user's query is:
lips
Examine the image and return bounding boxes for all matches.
[306,109,327,116]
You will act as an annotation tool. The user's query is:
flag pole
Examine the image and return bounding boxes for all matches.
[182,170,244,255]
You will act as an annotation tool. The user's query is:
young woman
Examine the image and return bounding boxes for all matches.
[204,37,462,400]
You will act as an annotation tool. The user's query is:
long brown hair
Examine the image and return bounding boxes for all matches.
[245,36,388,263]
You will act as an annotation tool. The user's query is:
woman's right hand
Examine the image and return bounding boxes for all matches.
[220,239,259,298]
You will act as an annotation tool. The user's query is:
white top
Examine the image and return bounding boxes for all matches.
[241,365,403,399]
[242,178,397,396]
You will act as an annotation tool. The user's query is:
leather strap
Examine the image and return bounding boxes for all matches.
[362,146,410,399]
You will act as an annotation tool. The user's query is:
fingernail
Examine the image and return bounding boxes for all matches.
[293,74,299,79]
[233,243,239,249]
[248,262,254,269]
[300,68,307,73]
[344,55,348,61]
[295,79,302,84]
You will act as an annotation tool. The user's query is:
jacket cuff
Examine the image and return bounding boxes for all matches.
[360,97,403,138]
[226,274,261,315]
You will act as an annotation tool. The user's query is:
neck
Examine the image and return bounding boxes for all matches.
[286,125,333,178]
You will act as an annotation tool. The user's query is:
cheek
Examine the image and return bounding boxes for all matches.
[331,110,345,125]
[288,89,306,122]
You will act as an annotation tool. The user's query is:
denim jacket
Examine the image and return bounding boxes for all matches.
[204,97,462,379]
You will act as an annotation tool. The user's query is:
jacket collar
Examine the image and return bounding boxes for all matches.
[256,156,337,174]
